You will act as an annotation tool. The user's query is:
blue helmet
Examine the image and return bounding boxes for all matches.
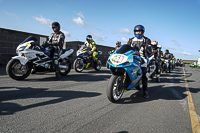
[134,25,145,39]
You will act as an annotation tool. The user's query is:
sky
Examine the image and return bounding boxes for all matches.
[0,0,200,60]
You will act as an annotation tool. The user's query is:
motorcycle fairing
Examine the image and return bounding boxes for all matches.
[108,44,143,90]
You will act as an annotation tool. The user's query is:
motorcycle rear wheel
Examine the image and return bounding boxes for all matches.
[59,59,71,76]
[107,75,124,103]
[94,60,101,71]
[6,59,32,80]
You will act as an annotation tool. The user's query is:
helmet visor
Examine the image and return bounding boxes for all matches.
[134,30,143,35]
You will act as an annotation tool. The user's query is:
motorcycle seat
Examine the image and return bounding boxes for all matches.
[60,48,72,55]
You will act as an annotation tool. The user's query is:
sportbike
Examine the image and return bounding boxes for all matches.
[106,44,144,103]
[6,36,73,80]
[73,45,102,72]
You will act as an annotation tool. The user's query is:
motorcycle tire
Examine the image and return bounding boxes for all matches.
[73,59,84,72]
[6,59,32,80]
[107,75,124,103]
[94,60,101,71]
[59,59,71,76]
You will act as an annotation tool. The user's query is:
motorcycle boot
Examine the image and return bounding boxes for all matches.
[143,91,149,99]
[156,77,160,83]
[53,50,60,80]
[31,65,36,74]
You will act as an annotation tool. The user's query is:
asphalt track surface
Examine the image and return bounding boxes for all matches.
[0,65,200,133]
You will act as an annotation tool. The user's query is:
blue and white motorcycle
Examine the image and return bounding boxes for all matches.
[106,44,143,103]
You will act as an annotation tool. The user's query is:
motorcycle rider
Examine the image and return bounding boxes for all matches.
[127,25,151,98]
[163,49,172,72]
[151,41,161,82]
[115,41,121,50]
[111,41,121,53]
[84,35,98,64]
[164,49,172,60]
[171,54,175,69]
[42,22,65,79]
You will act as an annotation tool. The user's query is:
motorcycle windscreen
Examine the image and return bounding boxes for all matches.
[19,36,37,45]
[116,44,137,54]
[79,45,92,51]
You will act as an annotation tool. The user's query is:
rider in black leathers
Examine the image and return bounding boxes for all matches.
[43,22,65,56]
[163,49,172,72]
[163,49,172,60]
[42,22,65,79]
[127,25,151,99]
[151,41,161,82]
[111,41,122,53]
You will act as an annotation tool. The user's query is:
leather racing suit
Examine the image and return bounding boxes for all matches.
[84,39,98,61]
[127,36,151,93]
[152,45,161,80]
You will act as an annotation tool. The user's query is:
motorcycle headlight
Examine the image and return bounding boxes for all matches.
[16,46,26,53]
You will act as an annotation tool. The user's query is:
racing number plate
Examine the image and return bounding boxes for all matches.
[111,55,125,63]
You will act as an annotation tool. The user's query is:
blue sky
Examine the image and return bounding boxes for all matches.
[0,0,200,60]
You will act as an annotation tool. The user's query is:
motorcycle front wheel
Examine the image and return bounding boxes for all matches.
[107,75,124,103]
[73,58,84,72]
[6,59,32,80]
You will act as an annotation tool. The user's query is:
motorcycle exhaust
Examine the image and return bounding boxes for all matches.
[59,65,68,69]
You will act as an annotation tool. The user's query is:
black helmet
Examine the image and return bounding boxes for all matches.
[52,22,60,33]
[165,49,169,54]
[116,41,121,47]
[134,25,145,38]
[86,35,92,42]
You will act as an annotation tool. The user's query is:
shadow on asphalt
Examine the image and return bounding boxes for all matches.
[0,67,6,76]
[116,85,200,104]
[0,86,101,115]
[116,67,198,104]
[81,69,111,74]
[25,71,111,82]
[149,67,194,84]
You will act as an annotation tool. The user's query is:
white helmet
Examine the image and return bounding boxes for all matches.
[157,45,162,49]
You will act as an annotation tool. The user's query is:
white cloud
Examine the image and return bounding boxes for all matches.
[120,37,129,44]
[76,12,85,19]
[33,16,52,27]
[61,29,71,37]
[180,51,191,56]
[33,16,71,37]
[167,47,176,50]
[72,12,101,31]
[91,33,107,42]
[3,11,18,19]
[171,40,181,46]
[72,17,84,25]
[119,28,130,34]
[111,30,117,34]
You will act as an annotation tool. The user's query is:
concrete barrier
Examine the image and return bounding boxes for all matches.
[0,28,48,66]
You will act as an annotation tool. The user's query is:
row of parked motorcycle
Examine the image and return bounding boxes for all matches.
[6,36,102,80]
[6,36,177,103]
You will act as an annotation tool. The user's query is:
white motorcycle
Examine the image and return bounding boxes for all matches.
[6,36,74,80]
[147,55,156,79]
